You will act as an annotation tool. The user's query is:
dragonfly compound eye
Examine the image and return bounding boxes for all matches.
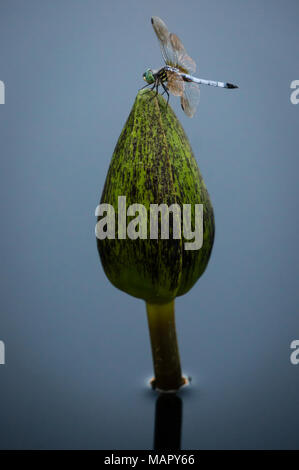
[143,69,155,84]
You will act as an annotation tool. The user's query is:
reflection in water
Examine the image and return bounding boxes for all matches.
[153,393,183,450]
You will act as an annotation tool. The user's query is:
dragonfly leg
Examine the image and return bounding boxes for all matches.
[149,80,160,101]
[161,83,170,107]
[139,83,152,91]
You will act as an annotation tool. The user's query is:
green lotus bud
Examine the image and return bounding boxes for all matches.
[96,90,214,391]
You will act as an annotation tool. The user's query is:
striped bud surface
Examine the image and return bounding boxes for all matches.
[97,89,215,304]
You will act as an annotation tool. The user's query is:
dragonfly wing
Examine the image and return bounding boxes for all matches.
[151,17,196,74]
[166,71,185,96]
[169,33,196,74]
[151,17,178,69]
[180,81,200,117]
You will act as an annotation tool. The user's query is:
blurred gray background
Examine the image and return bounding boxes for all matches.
[0,0,298,449]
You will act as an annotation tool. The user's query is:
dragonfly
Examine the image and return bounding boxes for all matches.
[142,16,238,117]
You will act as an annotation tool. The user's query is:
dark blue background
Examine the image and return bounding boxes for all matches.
[0,0,298,449]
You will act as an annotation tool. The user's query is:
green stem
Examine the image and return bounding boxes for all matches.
[146,300,185,392]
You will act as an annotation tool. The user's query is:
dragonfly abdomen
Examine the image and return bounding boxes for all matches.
[181,73,238,89]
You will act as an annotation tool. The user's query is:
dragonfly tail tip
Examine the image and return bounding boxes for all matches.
[226,82,238,89]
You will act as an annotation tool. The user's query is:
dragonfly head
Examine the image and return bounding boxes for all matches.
[143,68,155,84]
